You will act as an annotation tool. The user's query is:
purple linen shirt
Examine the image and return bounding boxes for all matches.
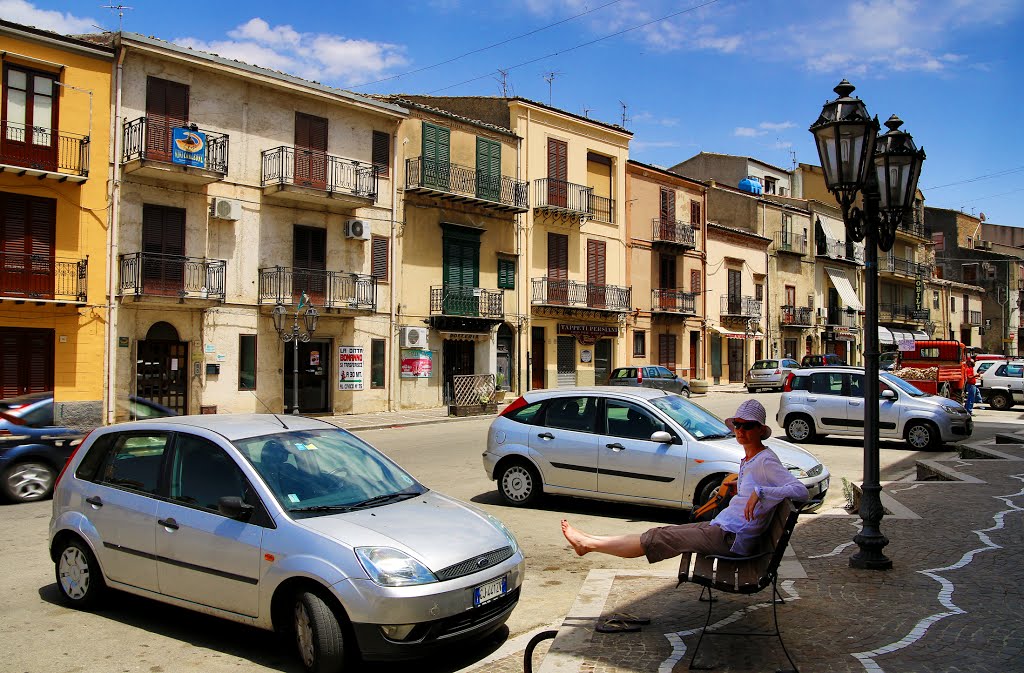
[710,447,808,556]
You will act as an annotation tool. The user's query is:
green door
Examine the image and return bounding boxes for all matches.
[476,137,501,201]
[442,226,481,316]
[423,122,450,190]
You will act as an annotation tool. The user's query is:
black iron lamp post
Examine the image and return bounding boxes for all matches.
[809,80,926,570]
[272,300,320,415]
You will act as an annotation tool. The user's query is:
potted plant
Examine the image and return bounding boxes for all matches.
[494,373,507,402]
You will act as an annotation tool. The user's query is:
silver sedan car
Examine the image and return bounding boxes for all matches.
[483,387,829,511]
[747,358,801,392]
[50,414,523,672]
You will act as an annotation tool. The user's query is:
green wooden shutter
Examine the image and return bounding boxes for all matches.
[498,258,515,290]
[476,137,501,201]
[422,122,450,190]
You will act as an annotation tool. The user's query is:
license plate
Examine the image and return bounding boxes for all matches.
[819,477,830,494]
[473,576,507,607]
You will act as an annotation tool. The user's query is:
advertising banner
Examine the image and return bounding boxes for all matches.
[172,127,207,168]
[401,349,433,378]
[338,346,364,390]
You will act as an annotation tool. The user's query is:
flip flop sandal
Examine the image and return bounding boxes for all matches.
[596,618,642,633]
[607,612,651,625]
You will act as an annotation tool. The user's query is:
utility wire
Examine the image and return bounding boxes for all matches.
[922,165,1024,190]
[428,0,723,95]
[351,0,625,89]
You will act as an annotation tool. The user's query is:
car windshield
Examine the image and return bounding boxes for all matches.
[649,395,733,440]
[880,372,928,397]
[752,360,777,369]
[233,429,426,517]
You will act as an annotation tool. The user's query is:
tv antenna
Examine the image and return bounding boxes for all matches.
[102,5,133,31]
[582,103,593,118]
[789,149,797,170]
[619,100,630,128]
[543,71,561,106]
[495,69,512,97]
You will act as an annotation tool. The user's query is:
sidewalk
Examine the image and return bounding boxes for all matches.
[321,405,505,432]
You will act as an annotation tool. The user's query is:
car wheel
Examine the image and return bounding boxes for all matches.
[54,537,106,610]
[293,591,346,673]
[2,461,55,503]
[498,461,542,507]
[785,415,815,443]
[681,386,691,398]
[905,421,939,451]
[695,475,727,512]
[989,392,1011,411]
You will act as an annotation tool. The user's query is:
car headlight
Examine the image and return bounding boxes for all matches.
[785,464,809,479]
[943,405,965,416]
[355,547,437,587]
[487,513,519,554]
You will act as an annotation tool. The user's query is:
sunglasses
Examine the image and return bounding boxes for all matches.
[732,420,763,431]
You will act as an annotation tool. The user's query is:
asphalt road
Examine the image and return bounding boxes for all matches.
[3,391,1022,673]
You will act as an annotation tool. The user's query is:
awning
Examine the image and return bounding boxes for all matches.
[817,216,845,242]
[912,330,931,341]
[825,267,864,311]
[712,325,764,339]
[890,328,915,344]
[878,326,895,345]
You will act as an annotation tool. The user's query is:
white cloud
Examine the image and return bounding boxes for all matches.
[734,127,760,137]
[735,121,796,137]
[176,18,408,86]
[632,111,680,127]
[0,0,98,34]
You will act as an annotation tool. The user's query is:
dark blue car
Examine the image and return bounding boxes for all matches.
[0,392,84,503]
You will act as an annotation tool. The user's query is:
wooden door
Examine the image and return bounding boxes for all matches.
[294,112,328,189]
[659,188,675,238]
[547,138,568,207]
[145,77,189,163]
[136,338,188,416]
[0,193,55,299]
[659,254,676,309]
[141,205,185,296]
[587,239,606,308]
[547,233,568,304]
[293,225,327,305]
[659,334,677,373]
[531,326,546,390]
[2,66,58,171]
[689,331,699,379]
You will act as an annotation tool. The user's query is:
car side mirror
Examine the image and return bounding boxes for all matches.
[218,496,254,520]
[650,431,673,444]
[880,390,896,400]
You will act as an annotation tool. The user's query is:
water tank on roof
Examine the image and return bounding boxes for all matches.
[739,175,763,195]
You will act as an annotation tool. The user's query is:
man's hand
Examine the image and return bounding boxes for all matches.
[744,490,760,521]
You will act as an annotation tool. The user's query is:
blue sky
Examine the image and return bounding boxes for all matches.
[7,0,1023,225]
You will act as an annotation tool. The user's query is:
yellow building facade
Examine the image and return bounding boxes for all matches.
[0,21,112,427]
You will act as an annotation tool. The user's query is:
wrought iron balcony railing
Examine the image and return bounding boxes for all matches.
[968,310,982,326]
[533,178,592,216]
[588,194,615,223]
[122,117,228,174]
[827,308,859,327]
[883,256,930,277]
[879,303,929,323]
[774,231,808,255]
[429,285,504,318]
[1,120,89,177]
[781,305,813,326]
[119,252,225,300]
[262,146,378,200]
[651,289,696,314]
[651,218,696,248]
[720,295,761,318]
[258,266,377,310]
[405,158,528,211]
[897,220,927,239]
[531,277,631,311]
[0,252,87,302]
[816,238,864,263]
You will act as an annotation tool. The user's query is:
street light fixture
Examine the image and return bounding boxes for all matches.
[809,80,926,570]
[272,299,320,415]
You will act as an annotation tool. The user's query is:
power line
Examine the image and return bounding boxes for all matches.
[923,165,1024,190]
[957,187,1024,204]
[428,0,723,95]
[350,0,625,89]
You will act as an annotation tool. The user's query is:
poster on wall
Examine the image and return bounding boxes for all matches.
[401,349,433,378]
[338,346,364,390]
[171,127,207,167]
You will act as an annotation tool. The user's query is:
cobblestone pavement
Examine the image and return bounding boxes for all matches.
[504,433,1024,673]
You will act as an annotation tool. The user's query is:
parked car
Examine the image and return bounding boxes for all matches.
[978,360,1024,410]
[974,360,999,377]
[746,358,801,393]
[484,387,829,512]
[879,351,899,371]
[127,395,178,420]
[50,414,524,671]
[778,367,972,450]
[800,354,847,367]
[604,366,690,397]
[0,392,85,503]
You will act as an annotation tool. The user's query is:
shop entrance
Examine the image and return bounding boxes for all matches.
[136,322,188,416]
[594,338,612,385]
[556,336,576,387]
[443,339,475,403]
[284,339,331,413]
[727,338,744,383]
[531,327,545,390]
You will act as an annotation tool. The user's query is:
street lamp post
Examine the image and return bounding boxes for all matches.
[809,80,926,570]
[272,301,320,415]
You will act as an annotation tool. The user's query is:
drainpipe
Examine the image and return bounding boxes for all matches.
[515,131,524,395]
[105,43,127,425]
[389,118,402,412]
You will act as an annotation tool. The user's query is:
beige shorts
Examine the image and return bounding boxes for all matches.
[640,521,735,563]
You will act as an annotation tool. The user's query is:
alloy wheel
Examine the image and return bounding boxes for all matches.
[58,546,90,600]
[295,600,315,669]
[6,462,53,502]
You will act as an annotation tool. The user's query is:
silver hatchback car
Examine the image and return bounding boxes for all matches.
[50,414,523,672]
[483,387,829,511]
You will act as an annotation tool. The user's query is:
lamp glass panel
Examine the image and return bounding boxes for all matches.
[272,305,285,332]
[816,130,840,187]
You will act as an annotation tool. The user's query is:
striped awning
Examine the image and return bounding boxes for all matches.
[825,267,864,311]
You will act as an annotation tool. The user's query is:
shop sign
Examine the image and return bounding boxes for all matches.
[172,127,207,168]
[915,278,924,310]
[580,349,593,363]
[400,349,433,378]
[558,323,618,344]
[897,339,916,352]
[338,346,364,390]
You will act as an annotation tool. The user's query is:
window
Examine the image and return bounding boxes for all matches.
[293,225,326,300]
[932,232,945,250]
[933,291,940,309]
[370,339,385,389]
[169,434,248,512]
[935,265,944,279]
[295,112,328,188]
[97,433,170,495]
[476,137,501,201]
[372,130,390,178]
[507,400,543,424]
[785,285,796,307]
[239,335,256,390]
[917,347,941,358]
[690,269,701,294]
[963,294,969,312]
[497,257,515,289]
[659,188,676,224]
[962,263,978,282]
[633,330,646,357]
[655,366,675,378]
[690,201,701,227]
[604,400,666,441]
[371,235,388,280]
[764,176,777,195]
[755,284,764,301]
[809,372,845,395]
[146,77,189,163]
[0,192,56,300]
[542,396,596,433]
[950,296,956,312]
[4,65,57,159]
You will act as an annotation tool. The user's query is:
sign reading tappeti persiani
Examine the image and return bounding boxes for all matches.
[558,323,618,344]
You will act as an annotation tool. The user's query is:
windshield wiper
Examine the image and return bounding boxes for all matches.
[701,433,735,440]
[347,492,417,509]
[289,504,356,513]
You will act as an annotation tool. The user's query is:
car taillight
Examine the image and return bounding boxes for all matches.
[783,372,795,392]
[775,369,781,375]
[0,429,10,437]
[54,430,92,489]
[637,370,643,384]
[498,396,528,417]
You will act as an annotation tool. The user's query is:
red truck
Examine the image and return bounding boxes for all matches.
[892,340,970,401]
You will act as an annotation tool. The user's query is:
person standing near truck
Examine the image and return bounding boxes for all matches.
[964,359,978,415]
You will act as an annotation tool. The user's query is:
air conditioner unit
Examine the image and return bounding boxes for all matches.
[209,197,242,221]
[981,241,993,250]
[400,326,428,348]
[345,219,371,240]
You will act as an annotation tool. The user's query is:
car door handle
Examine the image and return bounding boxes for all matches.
[849,401,862,406]
[537,432,554,440]
[85,496,102,508]
[157,518,179,531]
[807,397,818,402]
[605,443,626,451]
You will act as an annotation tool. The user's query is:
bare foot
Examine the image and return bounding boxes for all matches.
[561,519,591,556]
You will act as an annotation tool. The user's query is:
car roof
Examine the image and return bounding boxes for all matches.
[792,366,866,375]
[109,413,338,441]
[522,386,674,401]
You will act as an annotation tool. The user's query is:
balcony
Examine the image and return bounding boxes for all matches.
[119,252,225,301]
[0,121,89,182]
[651,218,696,249]
[882,256,931,278]
[531,277,631,312]
[720,295,761,318]
[897,219,928,240]
[826,308,859,327]
[968,311,982,326]
[651,289,696,315]
[773,231,807,256]
[405,158,528,213]
[781,305,813,326]
[0,253,87,303]
[258,266,377,311]
[589,194,615,224]
[261,146,378,212]
[816,238,863,263]
[879,303,929,323]
[533,178,592,221]
[122,117,228,184]
[429,285,504,319]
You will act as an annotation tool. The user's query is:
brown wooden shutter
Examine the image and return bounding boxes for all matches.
[659,188,675,223]
[295,113,328,189]
[371,235,389,280]
[690,200,701,226]
[0,332,18,398]
[547,138,567,181]
[659,334,677,372]
[690,269,701,294]
[372,130,390,177]
[586,239,606,286]
[547,233,568,279]
[145,77,189,162]
[0,329,53,397]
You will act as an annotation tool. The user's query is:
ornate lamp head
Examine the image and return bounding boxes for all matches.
[303,305,320,334]
[272,304,286,334]
[874,114,926,225]
[809,80,879,201]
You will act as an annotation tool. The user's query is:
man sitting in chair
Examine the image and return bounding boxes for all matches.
[562,399,808,561]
